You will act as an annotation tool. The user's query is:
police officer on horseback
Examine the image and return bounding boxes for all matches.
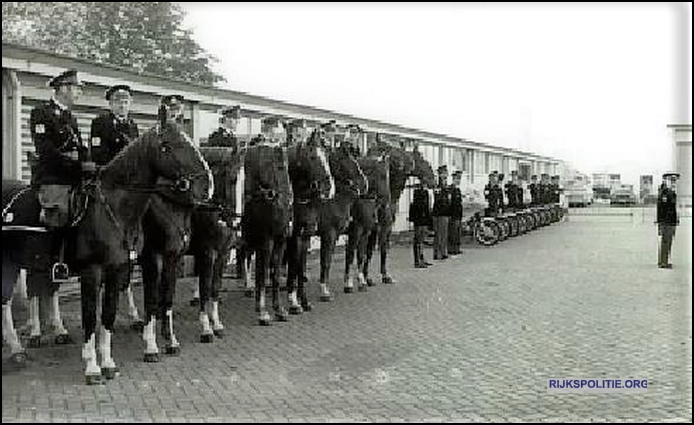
[528,174,540,206]
[90,85,139,166]
[29,69,87,282]
[484,171,503,216]
[207,105,241,149]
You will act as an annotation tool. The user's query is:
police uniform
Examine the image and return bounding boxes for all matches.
[484,172,503,216]
[432,165,450,260]
[30,74,83,186]
[528,176,540,206]
[409,184,431,267]
[29,69,85,282]
[207,105,240,148]
[550,176,561,204]
[448,172,464,255]
[657,173,679,268]
[539,174,552,205]
[90,85,139,165]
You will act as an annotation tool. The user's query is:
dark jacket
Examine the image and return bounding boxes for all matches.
[449,185,463,219]
[539,183,552,204]
[484,183,503,212]
[207,127,238,148]
[409,187,431,226]
[29,100,83,185]
[432,182,451,217]
[550,183,561,203]
[656,185,678,225]
[89,113,139,165]
[529,182,540,205]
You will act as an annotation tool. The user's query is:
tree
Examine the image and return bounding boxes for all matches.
[2,2,225,86]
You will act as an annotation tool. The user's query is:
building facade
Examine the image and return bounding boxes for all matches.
[3,43,563,233]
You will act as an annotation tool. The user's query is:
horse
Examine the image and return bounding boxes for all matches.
[361,143,435,285]
[313,139,369,303]
[343,153,392,293]
[136,123,213,362]
[241,142,293,325]
[284,135,335,314]
[188,145,244,343]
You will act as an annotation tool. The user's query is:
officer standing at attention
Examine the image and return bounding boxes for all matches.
[30,69,86,282]
[432,165,451,260]
[448,169,464,256]
[90,85,139,166]
[528,175,540,206]
[551,175,562,204]
[408,178,432,268]
[539,173,552,205]
[656,172,680,269]
[484,172,503,216]
[207,105,241,148]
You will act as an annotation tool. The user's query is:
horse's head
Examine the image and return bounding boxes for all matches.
[369,142,415,184]
[411,148,436,188]
[289,140,335,201]
[147,121,213,205]
[358,153,391,203]
[328,145,368,197]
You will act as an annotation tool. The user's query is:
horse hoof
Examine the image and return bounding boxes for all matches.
[288,305,303,315]
[189,298,200,307]
[143,353,159,363]
[165,345,181,356]
[244,289,255,298]
[54,333,73,345]
[300,302,314,312]
[85,373,103,386]
[319,295,333,302]
[344,287,354,294]
[28,336,41,348]
[366,278,376,287]
[200,334,214,344]
[9,352,27,367]
[213,329,224,338]
[130,320,145,332]
[382,276,395,284]
[358,285,368,293]
[259,318,272,326]
[102,367,119,380]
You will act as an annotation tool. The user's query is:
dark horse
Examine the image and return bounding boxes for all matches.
[344,153,392,292]
[360,143,435,286]
[2,119,205,383]
[189,145,244,342]
[284,133,336,314]
[137,124,213,362]
[242,142,293,325]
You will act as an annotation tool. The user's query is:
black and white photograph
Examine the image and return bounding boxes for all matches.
[2,2,692,423]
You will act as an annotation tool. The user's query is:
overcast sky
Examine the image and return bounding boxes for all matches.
[181,2,692,186]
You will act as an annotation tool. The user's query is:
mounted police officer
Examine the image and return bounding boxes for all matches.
[207,105,241,149]
[432,164,451,260]
[90,85,139,166]
[408,178,432,268]
[29,69,86,282]
[448,169,464,256]
[504,170,522,210]
[657,172,680,269]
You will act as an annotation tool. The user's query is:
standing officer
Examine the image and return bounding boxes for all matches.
[207,105,241,148]
[448,169,464,256]
[408,178,432,268]
[432,165,451,260]
[30,69,86,282]
[528,175,540,206]
[550,175,562,204]
[539,173,552,205]
[90,85,139,166]
[484,172,503,216]
[657,172,680,269]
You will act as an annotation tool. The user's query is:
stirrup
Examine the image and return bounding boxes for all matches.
[51,262,70,283]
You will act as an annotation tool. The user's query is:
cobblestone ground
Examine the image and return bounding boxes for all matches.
[2,208,692,422]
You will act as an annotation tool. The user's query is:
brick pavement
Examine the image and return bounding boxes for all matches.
[2,208,692,422]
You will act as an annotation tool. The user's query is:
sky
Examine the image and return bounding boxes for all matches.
[180,2,692,187]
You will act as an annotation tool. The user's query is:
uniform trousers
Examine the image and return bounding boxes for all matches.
[433,216,449,259]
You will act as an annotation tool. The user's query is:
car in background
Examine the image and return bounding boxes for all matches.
[610,185,637,206]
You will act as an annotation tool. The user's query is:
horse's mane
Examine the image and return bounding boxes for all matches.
[100,130,152,186]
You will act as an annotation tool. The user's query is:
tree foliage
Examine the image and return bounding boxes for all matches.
[2,2,225,86]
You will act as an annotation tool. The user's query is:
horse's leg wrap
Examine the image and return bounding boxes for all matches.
[142,315,159,357]
[82,333,101,384]
[199,311,213,343]
[99,325,118,379]
[3,303,24,355]
[209,300,224,335]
